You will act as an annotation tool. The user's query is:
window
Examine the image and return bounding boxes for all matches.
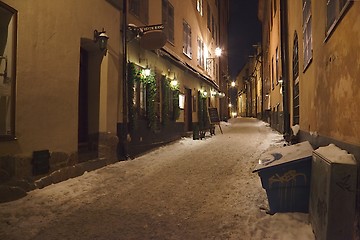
[139,81,147,116]
[196,0,203,16]
[129,0,148,24]
[162,0,174,43]
[0,3,16,140]
[293,32,300,125]
[326,0,351,35]
[302,0,312,68]
[274,0,277,15]
[207,2,211,30]
[271,57,274,90]
[183,20,192,58]
[270,0,273,28]
[276,47,279,85]
[211,15,215,39]
[197,37,204,68]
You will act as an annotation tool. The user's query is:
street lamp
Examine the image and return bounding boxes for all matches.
[206,47,222,73]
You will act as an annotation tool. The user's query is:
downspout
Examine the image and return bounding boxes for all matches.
[280,0,290,135]
[119,0,128,160]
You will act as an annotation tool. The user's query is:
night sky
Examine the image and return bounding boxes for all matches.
[228,0,262,79]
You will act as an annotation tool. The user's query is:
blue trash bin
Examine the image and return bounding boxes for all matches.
[253,141,313,214]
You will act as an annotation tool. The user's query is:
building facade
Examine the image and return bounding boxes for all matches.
[259,0,360,237]
[0,0,229,194]
[122,0,229,157]
[0,0,122,191]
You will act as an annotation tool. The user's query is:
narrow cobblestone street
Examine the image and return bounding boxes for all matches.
[0,118,314,240]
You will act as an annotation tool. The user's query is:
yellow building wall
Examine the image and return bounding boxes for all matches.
[287,1,360,146]
[127,0,223,125]
[0,0,121,156]
[311,2,360,146]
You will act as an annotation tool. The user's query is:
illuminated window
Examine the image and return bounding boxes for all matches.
[0,3,16,140]
[302,0,312,68]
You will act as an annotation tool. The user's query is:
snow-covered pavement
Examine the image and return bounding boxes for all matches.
[0,117,314,240]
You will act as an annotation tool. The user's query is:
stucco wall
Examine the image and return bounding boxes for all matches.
[0,0,121,156]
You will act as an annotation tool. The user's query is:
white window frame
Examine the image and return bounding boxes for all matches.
[302,0,312,69]
[183,20,192,58]
[196,0,203,16]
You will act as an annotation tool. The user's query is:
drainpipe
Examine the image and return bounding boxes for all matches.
[119,0,128,160]
[280,0,290,135]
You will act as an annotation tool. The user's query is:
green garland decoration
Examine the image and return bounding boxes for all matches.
[143,73,158,130]
[161,76,170,126]
[128,62,182,131]
[173,89,180,120]
[127,62,137,131]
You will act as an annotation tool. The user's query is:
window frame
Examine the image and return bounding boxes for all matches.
[292,32,300,125]
[0,2,17,141]
[129,0,149,24]
[183,20,192,58]
[197,37,204,68]
[196,0,203,16]
[325,0,352,40]
[302,0,312,70]
[276,47,279,85]
[271,57,274,90]
[207,2,211,31]
[162,0,174,44]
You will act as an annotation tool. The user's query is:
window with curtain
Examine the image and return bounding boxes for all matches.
[0,3,16,140]
[162,0,174,44]
[183,20,192,58]
[302,0,312,68]
[326,0,351,35]
[197,37,204,68]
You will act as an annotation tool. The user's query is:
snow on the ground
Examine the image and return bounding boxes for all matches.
[0,118,314,240]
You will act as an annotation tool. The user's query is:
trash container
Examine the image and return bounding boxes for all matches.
[253,141,313,214]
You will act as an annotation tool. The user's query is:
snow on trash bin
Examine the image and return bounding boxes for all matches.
[253,141,313,214]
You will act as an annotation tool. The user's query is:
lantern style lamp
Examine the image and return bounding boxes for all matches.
[94,28,109,55]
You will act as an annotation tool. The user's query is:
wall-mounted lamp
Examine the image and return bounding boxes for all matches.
[200,88,208,98]
[170,79,178,87]
[206,47,222,73]
[231,81,236,87]
[142,67,151,77]
[214,47,222,57]
[94,28,109,55]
